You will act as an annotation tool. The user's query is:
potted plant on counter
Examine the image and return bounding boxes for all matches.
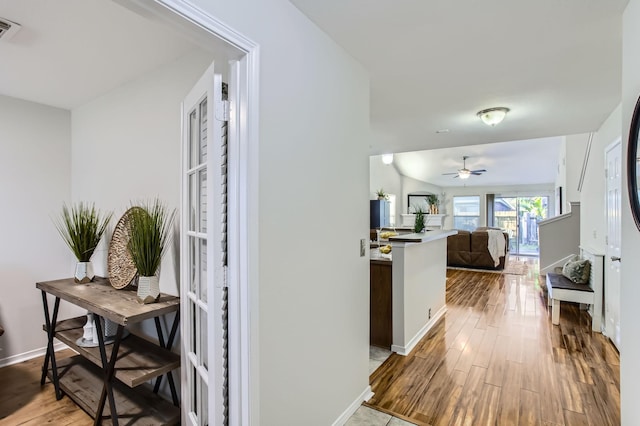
[54,202,112,283]
[376,188,388,200]
[127,199,176,304]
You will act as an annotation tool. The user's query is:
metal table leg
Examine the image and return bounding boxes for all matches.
[153,312,180,406]
[93,315,124,426]
[40,291,62,400]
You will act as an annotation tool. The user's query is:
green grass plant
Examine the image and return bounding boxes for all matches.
[127,199,176,277]
[54,202,112,262]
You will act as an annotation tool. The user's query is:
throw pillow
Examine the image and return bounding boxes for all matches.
[562,258,591,284]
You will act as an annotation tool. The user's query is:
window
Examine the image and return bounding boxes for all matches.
[453,196,480,231]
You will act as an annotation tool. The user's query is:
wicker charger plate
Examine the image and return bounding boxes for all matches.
[107,208,140,289]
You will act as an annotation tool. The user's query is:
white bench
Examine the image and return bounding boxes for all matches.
[545,249,603,332]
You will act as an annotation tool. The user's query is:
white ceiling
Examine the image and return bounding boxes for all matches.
[0,0,199,109]
[389,136,563,187]
[290,0,627,155]
[0,1,627,188]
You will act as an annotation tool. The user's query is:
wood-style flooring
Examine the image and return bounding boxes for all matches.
[0,258,620,425]
[367,257,620,426]
[0,349,92,425]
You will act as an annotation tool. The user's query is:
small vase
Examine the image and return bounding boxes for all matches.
[74,262,94,283]
[137,275,160,304]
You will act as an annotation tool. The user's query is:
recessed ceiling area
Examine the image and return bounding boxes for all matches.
[386,136,563,187]
[0,0,208,110]
[290,0,627,154]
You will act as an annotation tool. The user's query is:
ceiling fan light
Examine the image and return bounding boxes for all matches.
[477,107,510,126]
[458,170,471,179]
[381,153,394,165]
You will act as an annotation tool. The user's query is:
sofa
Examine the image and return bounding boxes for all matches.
[447,228,509,270]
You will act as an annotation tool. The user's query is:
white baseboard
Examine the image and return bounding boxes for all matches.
[392,305,446,356]
[332,385,374,426]
[0,342,69,368]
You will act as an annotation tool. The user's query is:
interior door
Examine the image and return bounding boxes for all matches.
[181,61,228,426]
[605,140,621,349]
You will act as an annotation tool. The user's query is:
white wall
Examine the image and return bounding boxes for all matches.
[71,49,214,297]
[441,184,555,230]
[392,238,446,352]
[565,133,591,204]
[401,176,444,215]
[580,105,621,253]
[555,138,567,214]
[0,95,83,363]
[621,1,640,423]
[182,1,372,424]
[370,155,403,223]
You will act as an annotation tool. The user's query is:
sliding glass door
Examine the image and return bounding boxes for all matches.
[494,196,548,255]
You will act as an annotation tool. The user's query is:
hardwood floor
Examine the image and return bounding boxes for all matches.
[0,349,92,425]
[0,258,620,425]
[366,257,620,426]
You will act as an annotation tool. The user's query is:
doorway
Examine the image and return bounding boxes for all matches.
[605,139,621,349]
[494,196,549,255]
[118,1,259,425]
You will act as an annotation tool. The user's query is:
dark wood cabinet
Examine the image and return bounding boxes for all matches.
[370,260,392,349]
[370,199,390,228]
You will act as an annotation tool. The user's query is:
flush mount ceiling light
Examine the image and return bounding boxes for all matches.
[381,153,394,165]
[477,107,510,126]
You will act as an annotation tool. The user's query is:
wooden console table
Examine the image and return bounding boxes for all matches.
[37,277,180,425]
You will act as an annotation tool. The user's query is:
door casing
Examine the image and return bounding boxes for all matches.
[117,1,260,424]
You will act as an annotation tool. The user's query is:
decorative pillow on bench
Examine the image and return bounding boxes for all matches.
[562,257,591,284]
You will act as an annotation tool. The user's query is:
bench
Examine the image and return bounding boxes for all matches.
[545,249,603,332]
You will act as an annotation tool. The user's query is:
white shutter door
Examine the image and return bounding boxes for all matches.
[181,62,228,426]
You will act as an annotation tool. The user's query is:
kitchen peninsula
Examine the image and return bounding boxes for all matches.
[370,229,456,355]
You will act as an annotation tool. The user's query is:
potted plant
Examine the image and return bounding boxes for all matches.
[54,202,112,283]
[426,194,439,214]
[127,199,176,304]
[376,188,388,200]
[413,208,426,233]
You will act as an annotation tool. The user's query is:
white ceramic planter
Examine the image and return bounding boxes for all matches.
[74,261,94,283]
[76,312,126,347]
[137,275,160,304]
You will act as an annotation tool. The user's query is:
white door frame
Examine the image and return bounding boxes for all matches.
[605,137,622,349]
[118,1,259,424]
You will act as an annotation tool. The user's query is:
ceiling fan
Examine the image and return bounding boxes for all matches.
[442,156,487,179]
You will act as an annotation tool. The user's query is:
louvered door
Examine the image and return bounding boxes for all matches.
[181,62,228,426]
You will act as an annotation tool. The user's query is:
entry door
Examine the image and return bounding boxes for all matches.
[181,62,228,426]
[605,140,621,349]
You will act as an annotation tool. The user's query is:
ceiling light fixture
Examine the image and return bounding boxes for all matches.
[458,169,471,179]
[381,153,394,165]
[477,107,510,126]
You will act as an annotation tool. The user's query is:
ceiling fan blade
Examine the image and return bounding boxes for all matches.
[442,172,459,175]
[453,175,459,178]
[469,169,487,173]
[471,172,483,175]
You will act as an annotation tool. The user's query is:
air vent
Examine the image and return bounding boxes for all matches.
[0,17,21,41]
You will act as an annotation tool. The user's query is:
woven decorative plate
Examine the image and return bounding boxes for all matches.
[107,208,140,289]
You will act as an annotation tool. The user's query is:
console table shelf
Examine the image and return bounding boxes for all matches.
[44,317,180,387]
[48,356,179,425]
[37,277,181,426]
